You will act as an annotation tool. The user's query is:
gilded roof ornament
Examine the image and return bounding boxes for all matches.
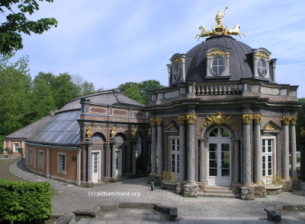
[195,7,245,40]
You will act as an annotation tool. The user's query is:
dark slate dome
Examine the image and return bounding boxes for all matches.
[185,35,253,82]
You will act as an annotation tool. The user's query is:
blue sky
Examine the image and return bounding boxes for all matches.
[13,0,305,97]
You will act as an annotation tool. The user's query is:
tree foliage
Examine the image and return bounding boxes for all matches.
[117,80,166,105]
[0,0,58,55]
[0,54,31,135]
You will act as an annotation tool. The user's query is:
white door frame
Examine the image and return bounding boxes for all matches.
[207,127,231,186]
[92,151,100,183]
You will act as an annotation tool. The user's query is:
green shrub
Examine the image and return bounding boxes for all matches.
[0,147,3,154]
[0,181,52,223]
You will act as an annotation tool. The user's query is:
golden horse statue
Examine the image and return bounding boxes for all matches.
[227,24,245,38]
[195,26,215,40]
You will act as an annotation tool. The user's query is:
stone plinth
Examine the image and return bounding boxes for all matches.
[176,182,185,195]
[197,182,205,193]
[183,184,198,197]
[292,178,302,190]
[254,185,266,198]
[241,186,255,200]
[281,180,293,192]
[231,184,242,195]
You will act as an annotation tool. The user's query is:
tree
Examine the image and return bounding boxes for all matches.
[0,0,57,55]
[116,80,166,105]
[0,54,31,135]
[52,73,80,109]
[139,80,166,105]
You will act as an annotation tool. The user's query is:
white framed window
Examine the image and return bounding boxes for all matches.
[262,137,276,177]
[170,138,180,173]
[211,57,226,75]
[13,142,19,152]
[38,150,44,169]
[29,148,34,165]
[258,59,267,76]
[58,153,66,174]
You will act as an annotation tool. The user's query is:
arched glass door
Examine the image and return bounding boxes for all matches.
[208,127,231,186]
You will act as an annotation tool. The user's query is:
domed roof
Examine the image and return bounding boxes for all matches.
[185,35,254,82]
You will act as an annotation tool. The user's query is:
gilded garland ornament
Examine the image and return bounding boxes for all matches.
[155,118,163,126]
[202,112,236,130]
[150,118,156,126]
[281,116,291,125]
[253,114,262,124]
[290,117,297,125]
[178,115,186,125]
[242,114,253,124]
[186,114,197,124]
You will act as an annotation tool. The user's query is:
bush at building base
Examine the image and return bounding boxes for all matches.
[0,180,52,223]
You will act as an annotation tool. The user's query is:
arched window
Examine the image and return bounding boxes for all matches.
[92,133,105,142]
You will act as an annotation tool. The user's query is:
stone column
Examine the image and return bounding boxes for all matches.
[178,115,186,180]
[86,139,92,183]
[233,139,240,184]
[132,142,136,174]
[290,117,297,178]
[282,116,290,180]
[186,114,197,183]
[243,114,253,186]
[111,143,116,178]
[76,149,81,186]
[156,118,163,175]
[199,138,205,182]
[253,114,262,184]
[150,118,157,174]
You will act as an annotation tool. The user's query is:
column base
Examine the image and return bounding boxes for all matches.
[183,183,198,197]
[254,184,267,198]
[291,178,302,190]
[282,179,293,192]
[241,186,255,200]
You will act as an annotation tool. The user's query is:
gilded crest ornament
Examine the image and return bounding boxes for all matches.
[131,127,137,137]
[266,124,276,130]
[195,7,245,39]
[255,52,270,60]
[202,112,236,130]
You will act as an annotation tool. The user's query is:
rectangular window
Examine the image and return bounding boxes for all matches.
[262,138,274,177]
[58,153,66,174]
[38,151,44,169]
[14,143,19,152]
[29,149,34,165]
[171,138,179,173]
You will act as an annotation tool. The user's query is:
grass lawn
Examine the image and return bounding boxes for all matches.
[0,158,27,181]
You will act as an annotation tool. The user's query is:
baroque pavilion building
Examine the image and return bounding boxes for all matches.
[20,8,301,199]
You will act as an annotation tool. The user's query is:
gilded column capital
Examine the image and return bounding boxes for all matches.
[178,115,186,125]
[253,114,262,124]
[150,118,156,126]
[281,116,291,125]
[242,114,253,124]
[186,114,197,124]
[155,117,163,126]
[290,116,297,125]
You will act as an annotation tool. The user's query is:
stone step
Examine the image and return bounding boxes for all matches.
[198,192,240,198]
[77,218,92,224]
